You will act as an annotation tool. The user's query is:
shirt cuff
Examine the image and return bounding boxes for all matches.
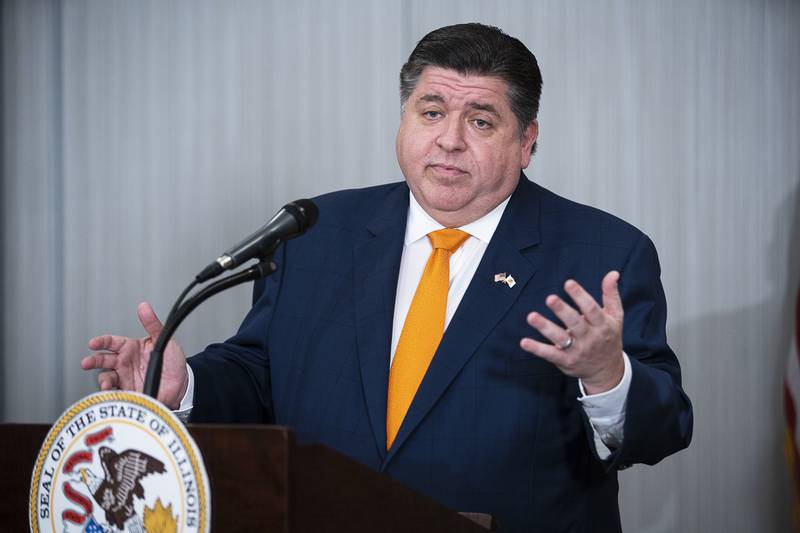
[173,363,194,423]
[577,352,632,459]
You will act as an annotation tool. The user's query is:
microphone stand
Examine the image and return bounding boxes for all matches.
[142,258,278,399]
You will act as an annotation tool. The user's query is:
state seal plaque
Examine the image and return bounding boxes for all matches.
[29,391,210,533]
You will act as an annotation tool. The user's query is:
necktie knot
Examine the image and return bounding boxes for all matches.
[428,228,470,253]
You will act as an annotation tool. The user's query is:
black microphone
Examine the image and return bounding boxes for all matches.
[195,199,318,282]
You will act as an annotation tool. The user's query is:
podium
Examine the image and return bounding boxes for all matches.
[1,424,489,532]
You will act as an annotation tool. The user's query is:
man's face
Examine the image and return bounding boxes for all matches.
[396,67,538,227]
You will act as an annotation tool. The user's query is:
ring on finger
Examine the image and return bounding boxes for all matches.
[558,335,574,350]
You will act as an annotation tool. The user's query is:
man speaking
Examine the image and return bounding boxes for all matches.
[81,23,692,532]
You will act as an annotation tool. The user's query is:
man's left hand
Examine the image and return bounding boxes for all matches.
[520,270,624,394]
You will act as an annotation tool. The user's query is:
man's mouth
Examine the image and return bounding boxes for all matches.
[428,163,467,177]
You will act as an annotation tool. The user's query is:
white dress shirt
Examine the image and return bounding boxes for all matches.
[179,190,632,459]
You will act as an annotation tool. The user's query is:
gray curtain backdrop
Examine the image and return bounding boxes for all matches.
[3,1,799,531]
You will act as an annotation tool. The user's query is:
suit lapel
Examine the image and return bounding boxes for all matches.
[353,184,409,461]
[382,176,542,467]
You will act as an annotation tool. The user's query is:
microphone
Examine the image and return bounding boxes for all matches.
[195,199,318,282]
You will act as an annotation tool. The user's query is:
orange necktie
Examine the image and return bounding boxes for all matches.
[386,228,470,449]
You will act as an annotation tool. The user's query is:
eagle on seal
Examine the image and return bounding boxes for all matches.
[80,446,166,530]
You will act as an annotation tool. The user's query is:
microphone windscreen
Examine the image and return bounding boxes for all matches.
[285,199,319,232]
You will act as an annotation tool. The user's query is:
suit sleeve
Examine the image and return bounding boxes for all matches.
[186,246,286,424]
[600,232,693,469]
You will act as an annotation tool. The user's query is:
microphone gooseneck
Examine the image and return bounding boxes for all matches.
[142,198,318,400]
[142,260,277,399]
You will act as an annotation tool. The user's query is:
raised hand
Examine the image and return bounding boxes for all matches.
[520,271,625,394]
[80,302,189,409]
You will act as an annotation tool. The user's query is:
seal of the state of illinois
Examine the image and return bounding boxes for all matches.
[30,391,210,533]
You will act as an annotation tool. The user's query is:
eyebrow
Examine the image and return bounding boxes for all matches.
[416,94,500,117]
[418,94,445,104]
[467,102,500,117]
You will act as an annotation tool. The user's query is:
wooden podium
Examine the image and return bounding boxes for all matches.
[1,424,489,532]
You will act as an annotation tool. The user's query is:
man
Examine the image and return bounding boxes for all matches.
[82,23,692,532]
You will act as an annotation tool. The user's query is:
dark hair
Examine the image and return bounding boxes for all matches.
[400,23,543,154]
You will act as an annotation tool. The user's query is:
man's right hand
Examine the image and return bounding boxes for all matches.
[80,302,189,410]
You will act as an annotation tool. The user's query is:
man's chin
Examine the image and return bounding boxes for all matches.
[419,195,477,222]
[408,180,479,220]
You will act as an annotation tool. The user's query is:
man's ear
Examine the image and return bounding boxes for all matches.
[520,120,539,169]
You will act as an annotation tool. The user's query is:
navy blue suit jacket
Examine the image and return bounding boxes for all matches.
[188,176,693,532]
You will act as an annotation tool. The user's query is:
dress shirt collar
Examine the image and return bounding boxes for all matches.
[404,190,511,245]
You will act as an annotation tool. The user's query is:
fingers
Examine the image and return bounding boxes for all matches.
[535,273,624,337]
[137,301,164,339]
[97,370,119,390]
[544,294,587,336]
[520,337,568,366]
[88,334,127,352]
[601,271,624,320]
[81,352,118,371]
[523,273,625,386]
[88,303,162,351]
[564,279,605,326]
[526,311,572,349]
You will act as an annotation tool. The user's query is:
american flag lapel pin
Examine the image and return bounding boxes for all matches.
[494,272,516,288]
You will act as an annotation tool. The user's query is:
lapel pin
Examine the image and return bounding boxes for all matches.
[494,273,516,288]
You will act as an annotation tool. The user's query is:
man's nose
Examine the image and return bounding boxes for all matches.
[435,117,466,152]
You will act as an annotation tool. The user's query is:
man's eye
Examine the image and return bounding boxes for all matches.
[473,119,491,129]
[423,111,442,120]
